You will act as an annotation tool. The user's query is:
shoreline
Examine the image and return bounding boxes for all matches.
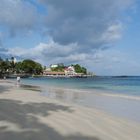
[40,85,140,101]
[40,85,140,122]
[1,79,140,122]
[0,80,140,140]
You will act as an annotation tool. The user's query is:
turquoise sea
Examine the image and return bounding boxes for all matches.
[21,76,140,96]
[17,76,140,122]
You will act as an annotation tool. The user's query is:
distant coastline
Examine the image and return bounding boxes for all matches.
[0,57,96,79]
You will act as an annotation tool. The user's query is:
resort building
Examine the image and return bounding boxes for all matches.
[43,71,65,76]
[43,64,85,77]
[64,66,76,75]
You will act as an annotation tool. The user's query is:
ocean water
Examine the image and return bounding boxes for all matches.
[20,76,140,96]
[19,76,140,122]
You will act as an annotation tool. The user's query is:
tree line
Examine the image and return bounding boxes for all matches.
[0,57,87,78]
[51,63,87,74]
[0,57,43,78]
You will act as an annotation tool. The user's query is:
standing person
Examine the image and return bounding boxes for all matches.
[17,76,21,84]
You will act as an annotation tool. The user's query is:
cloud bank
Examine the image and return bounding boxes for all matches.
[0,0,42,36]
[0,0,136,72]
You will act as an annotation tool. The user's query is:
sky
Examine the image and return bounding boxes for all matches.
[0,0,140,75]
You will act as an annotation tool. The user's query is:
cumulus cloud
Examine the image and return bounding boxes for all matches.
[38,0,134,66]
[0,33,3,47]
[39,0,134,49]
[4,39,126,68]
[0,46,9,58]
[7,39,86,64]
[0,0,43,36]
[101,22,123,43]
[0,0,136,72]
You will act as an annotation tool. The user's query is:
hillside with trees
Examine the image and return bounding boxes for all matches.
[50,63,87,74]
[0,57,43,78]
[51,63,65,72]
[73,64,87,74]
[0,57,88,78]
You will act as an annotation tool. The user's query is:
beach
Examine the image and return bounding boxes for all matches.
[0,80,140,140]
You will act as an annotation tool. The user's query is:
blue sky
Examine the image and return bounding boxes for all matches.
[0,0,140,75]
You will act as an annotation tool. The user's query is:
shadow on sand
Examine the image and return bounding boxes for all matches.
[0,99,100,140]
[0,86,12,94]
[20,84,42,92]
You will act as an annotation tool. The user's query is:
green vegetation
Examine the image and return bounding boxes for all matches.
[51,63,87,74]
[0,57,12,77]
[20,59,43,75]
[0,58,43,78]
[51,63,65,72]
[73,64,87,74]
[0,57,88,78]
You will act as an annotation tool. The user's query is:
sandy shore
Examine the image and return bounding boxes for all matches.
[0,80,140,140]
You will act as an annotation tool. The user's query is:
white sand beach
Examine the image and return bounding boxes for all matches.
[0,80,140,140]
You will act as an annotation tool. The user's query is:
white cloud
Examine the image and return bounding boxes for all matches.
[39,0,134,49]
[7,39,79,64]
[6,39,140,75]
[0,0,137,75]
[0,0,43,36]
[101,22,123,43]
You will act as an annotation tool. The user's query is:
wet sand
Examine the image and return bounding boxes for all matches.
[41,86,140,122]
[0,80,140,140]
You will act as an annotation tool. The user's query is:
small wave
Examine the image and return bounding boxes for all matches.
[100,93,140,101]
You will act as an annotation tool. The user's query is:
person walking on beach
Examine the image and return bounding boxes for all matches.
[17,76,20,84]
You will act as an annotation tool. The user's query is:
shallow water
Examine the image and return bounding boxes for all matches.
[39,87,140,122]
[14,76,140,122]
[20,76,140,96]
